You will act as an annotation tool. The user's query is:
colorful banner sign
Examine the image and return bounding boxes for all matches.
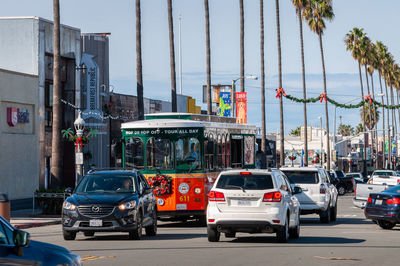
[235,92,247,124]
[6,107,30,127]
[218,92,231,117]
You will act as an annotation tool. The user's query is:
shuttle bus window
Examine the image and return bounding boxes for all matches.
[244,136,255,165]
[146,138,174,170]
[125,137,144,169]
[176,137,201,170]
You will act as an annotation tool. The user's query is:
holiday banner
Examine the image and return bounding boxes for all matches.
[235,92,247,124]
[218,92,232,117]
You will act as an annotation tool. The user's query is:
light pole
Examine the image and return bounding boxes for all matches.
[231,75,257,117]
[74,111,85,186]
[319,116,323,167]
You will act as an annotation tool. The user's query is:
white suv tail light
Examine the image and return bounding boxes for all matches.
[263,192,282,202]
[208,191,226,202]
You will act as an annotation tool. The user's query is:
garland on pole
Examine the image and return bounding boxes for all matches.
[276,88,400,109]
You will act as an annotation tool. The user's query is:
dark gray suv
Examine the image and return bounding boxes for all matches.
[62,169,157,240]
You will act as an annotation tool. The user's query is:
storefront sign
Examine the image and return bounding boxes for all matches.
[218,92,231,117]
[81,53,103,120]
[235,92,247,124]
[7,107,30,127]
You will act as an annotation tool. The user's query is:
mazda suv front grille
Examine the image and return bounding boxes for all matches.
[78,205,115,218]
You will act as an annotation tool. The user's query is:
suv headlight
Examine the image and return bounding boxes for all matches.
[119,201,137,211]
[63,201,76,211]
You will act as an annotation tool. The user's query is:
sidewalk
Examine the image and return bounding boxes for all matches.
[10,209,61,229]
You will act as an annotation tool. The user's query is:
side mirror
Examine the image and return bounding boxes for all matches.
[292,186,303,195]
[280,184,288,191]
[65,187,73,195]
[13,229,30,257]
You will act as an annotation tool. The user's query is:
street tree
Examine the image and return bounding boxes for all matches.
[136,0,144,120]
[259,0,266,167]
[204,0,212,115]
[167,0,177,112]
[337,124,354,136]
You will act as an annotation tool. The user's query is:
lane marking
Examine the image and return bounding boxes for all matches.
[314,256,361,261]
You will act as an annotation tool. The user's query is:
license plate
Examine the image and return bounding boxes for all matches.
[375,199,383,205]
[237,199,251,206]
[176,204,187,210]
[89,219,103,227]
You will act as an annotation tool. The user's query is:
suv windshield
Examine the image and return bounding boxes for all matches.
[216,174,274,190]
[75,174,136,193]
[282,171,319,184]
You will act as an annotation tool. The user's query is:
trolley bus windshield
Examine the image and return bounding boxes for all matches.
[176,137,201,170]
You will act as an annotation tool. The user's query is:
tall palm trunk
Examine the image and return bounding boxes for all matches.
[370,72,378,168]
[318,32,330,170]
[298,7,308,166]
[167,0,177,112]
[275,0,284,167]
[364,66,373,166]
[239,0,245,92]
[50,0,63,188]
[136,0,144,120]
[358,61,367,171]
[385,80,392,168]
[391,85,398,167]
[204,0,212,115]
[260,0,266,168]
[379,72,385,168]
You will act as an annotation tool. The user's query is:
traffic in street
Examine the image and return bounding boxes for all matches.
[23,195,400,266]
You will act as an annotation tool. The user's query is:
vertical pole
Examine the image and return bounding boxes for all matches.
[320,117,323,167]
[178,14,183,95]
[232,80,236,118]
[334,106,336,167]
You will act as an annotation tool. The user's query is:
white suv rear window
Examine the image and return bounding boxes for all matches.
[282,171,319,184]
[216,174,274,190]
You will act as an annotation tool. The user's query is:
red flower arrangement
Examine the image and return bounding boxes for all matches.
[148,174,172,196]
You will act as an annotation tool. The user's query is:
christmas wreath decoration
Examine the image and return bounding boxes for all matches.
[148,174,172,196]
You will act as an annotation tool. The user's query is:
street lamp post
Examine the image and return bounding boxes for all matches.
[231,75,257,117]
[74,111,85,186]
[319,116,323,167]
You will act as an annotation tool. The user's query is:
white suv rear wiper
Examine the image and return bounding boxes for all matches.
[225,185,246,192]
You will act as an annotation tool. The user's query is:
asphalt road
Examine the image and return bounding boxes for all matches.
[26,195,400,266]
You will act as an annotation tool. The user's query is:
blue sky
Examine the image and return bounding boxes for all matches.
[1,0,400,133]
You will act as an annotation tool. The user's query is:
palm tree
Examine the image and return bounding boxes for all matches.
[345,27,367,171]
[292,0,308,166]
[337,124,354,136]
[136,0,144,120]
[260,0,266,168]
[290,126,301,136]
[275,0,284,167]
[355,123,364,135]
[204,0,212,115]
[239,0,245,92]
[360,104,380,130]
[50,0,63,188]
[304,0,334,170]
[167,0,177,112]
[375,41,387,167]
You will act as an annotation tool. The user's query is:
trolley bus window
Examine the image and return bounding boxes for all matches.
[231,136,243,168]
[146,138,174,170]
[204,138,215,171]
[176,137,201,170]
[125,137,144,169]
[244,136,255,165]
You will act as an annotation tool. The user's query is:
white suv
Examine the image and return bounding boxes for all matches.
[206,169,301,243]
[280,167,338,223]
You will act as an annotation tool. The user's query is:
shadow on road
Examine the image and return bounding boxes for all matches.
[230,235,365,244]
[158,220,206,228]
[300,217,374,226]
[78,232,206,241]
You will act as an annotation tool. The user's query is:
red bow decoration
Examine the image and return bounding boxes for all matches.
[75,137,83,148]
[364,94,373,104]
[275,88,287,99]
[319,93,327,103]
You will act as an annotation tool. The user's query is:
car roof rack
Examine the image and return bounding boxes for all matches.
[87,167,137,174]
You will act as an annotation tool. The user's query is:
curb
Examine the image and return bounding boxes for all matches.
[13,220,61,229]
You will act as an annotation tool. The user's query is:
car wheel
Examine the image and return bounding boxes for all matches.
[289,214,300,239]
[337,186,346,195]
[276,216,289,243]
[377,220,396,230]
[319,204,331,224]
[63,230,76,241]
[207,225,220,242]
[129,211,143,240]
[225,232,236,238]
[330,201,337,222]
[83,231,95,237]
[145,211,157,236]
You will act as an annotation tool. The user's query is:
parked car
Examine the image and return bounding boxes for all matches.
[369,170,400,186]
[365,185,400,229]
[330,170,353,195]
[62,168,157,240]
[0,216,81,265]
[346,172,367,183]
[281,166,338,223]
[206,169,301,243]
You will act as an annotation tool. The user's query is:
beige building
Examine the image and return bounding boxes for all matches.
[0,68,39,201]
